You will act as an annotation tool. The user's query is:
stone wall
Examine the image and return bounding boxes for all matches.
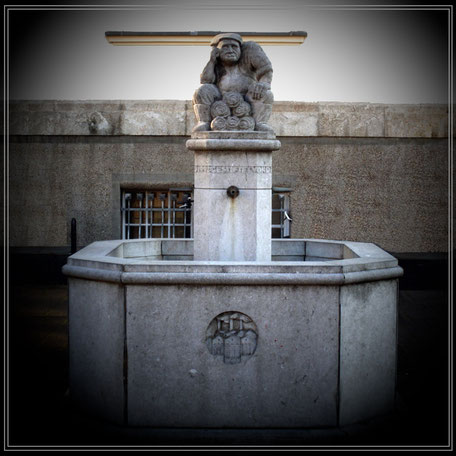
[8,100,448,253]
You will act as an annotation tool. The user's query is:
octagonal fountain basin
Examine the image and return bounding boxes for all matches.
[63,238,403,429]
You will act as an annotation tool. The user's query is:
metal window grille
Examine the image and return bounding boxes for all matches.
[272,189,292,238]
[121,188,292,239]
[121,189,193,239]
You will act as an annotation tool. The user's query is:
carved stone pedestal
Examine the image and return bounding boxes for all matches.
[186,131,281,261]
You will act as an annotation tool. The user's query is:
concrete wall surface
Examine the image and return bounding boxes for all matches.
[8,100,448,253]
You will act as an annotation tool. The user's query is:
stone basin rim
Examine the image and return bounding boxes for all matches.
[62,264,403,285]
[62,238,404,285]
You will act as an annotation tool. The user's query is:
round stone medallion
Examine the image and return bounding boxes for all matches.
[206,311,258,364]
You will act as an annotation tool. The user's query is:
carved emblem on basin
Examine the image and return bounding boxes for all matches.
[206,311,258,364]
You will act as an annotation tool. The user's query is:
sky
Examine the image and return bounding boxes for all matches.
[7,1,450,103]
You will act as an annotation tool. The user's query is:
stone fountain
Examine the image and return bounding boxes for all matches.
[63,33,403,428]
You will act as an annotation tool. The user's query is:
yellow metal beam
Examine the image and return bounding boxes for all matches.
[105,31,307,46]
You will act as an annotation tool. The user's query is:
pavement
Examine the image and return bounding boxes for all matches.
[6,282,451,450]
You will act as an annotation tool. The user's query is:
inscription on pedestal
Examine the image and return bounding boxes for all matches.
[195,165,272,174]
[206,311,258,364]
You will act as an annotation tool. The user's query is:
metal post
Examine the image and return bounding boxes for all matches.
[137,193,144,238]
[183,192,192,239]
[124,193,132,239]
[279,194,285,238]
[146,192,154,238]
[171,193,178,238]
[71,218,77,254]
[159,193,167,238]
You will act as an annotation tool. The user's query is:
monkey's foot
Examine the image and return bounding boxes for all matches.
[255,122,274,133]
[192,122,211,132]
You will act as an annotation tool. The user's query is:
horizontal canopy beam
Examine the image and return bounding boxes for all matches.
[105,31,307,46]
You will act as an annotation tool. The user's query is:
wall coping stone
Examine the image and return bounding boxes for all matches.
[9,100,448,138]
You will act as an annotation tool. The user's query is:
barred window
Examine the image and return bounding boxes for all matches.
[121,188,291,239]
[272,188,292,238]
[121,189,193,239]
